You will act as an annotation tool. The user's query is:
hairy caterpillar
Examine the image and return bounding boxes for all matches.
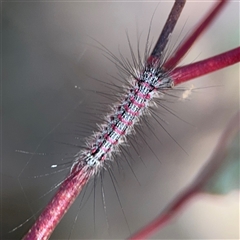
[2,1,239,239]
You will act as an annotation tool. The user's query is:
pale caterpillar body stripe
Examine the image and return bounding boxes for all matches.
[72,63,173,175]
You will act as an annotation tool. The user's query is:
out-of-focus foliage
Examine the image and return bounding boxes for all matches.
[202,132,239,195]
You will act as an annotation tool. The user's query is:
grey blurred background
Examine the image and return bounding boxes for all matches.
[2,0,239,239]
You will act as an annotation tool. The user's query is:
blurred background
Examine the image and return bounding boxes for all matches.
[2,0,239,239]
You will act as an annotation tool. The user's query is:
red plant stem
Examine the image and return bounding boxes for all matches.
[22,165,91,240]
[164,0,228,70]
[129,111,240,240]
[129,186,198,240]
[21,47,240,240]
[149,0,186,61]
[171,47,240,86]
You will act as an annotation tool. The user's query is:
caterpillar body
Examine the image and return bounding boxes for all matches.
[73,62,173,175]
